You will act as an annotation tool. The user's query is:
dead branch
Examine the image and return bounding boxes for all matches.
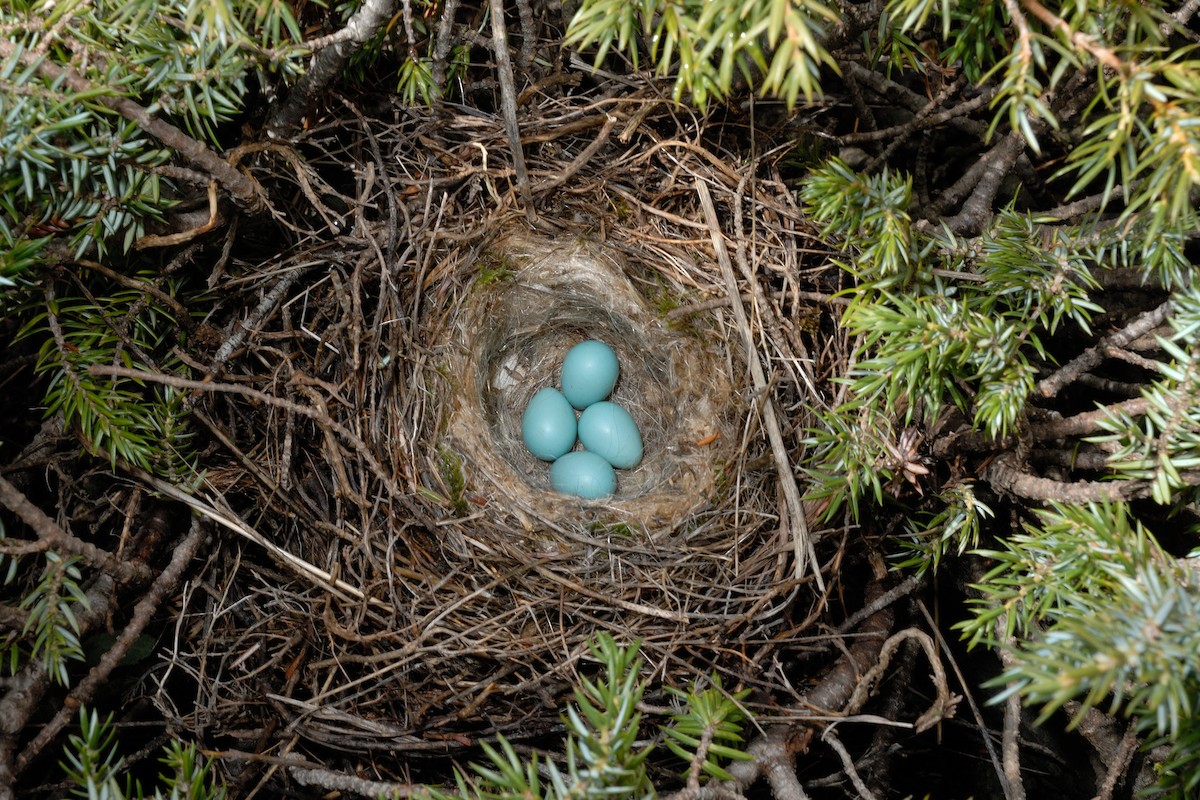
[13,518,208,777]
[0,574,116,800]
[821,726,880,800]
[916,599,1014,799]
[724,588,895,793]
[288,765,423,797]
[488,0,533,214]
[940,131,1026,233]
[842,629,959,733]
[1038,300,1173,398]
[0,476,152,584]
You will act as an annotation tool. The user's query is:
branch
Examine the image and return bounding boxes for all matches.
[431,0,463,89]
[1163,0,1200,38]
[0,574,116,800]
[1019,0,1126,74]
[821,727,880,800]
[933,397,1151,458]
[841,629,959,733]
[983,453,1150,502]
[488,0,533,214]
[994,618,1027,800]
[288,765,423,797]
[0,476,152,584]
[266,0,396,134]
[915,598,1018,800]
[1037,300,1173,398]
[838,84,997,145]
[1029,397,1149,439]
[0,40,261,211]
[13,519,208,777]
[940,131,1026,233]
[723,587,894,792]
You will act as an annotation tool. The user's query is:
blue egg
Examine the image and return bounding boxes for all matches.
[577,401,643,469]
[521,388,577,461]
[551,451,616,499]
[561,340,619,410]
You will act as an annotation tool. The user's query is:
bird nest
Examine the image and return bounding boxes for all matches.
[448,233,733,527]
[158,92,834,776]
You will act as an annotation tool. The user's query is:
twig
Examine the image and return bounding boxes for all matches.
[430,0,462,90]
[1038,300,1173,398]
[995,617,1028,800]
[686,725,717,791]
[933,396,1150,457]
[695,177,821,585]
[1062,700,1140,799]
[916,599,1014,800]
[0,476,152,584]
[1019,0,1126,73]
[13,518,208,776]
[724,587,895,792]
[834,573,922,634]
[1030,396,1150,439]
[842,629,959,733]
[1043,184,1128,220]
[132,180,222,251]
[87,365,416,516]
[844,61,988,139]
[821,726,880,800]
[514,0,536,69]
[207,267,304,378]
[126,466,389,609]
[74,258,195,331]
[1164,0,1200,37]
[839,84,996,145]
[0,40,260,210]
[488,0,533,216]
[533,114,616,194]
[1095,724,1140,800]
[755,732,812,800]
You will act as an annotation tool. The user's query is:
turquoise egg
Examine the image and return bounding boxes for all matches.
[561,340,619,410]
[578,401,643,469]
[521,388,577,461]
[551,451,616,499]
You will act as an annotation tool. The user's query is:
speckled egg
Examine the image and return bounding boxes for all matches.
[577,401,643,469]
[560,340,619,410]
[521,387,577,461]
[550,451,616,499]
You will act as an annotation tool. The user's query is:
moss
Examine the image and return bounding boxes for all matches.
[438,446,470,516]
[590,520,640,538]
[474,253,517,288]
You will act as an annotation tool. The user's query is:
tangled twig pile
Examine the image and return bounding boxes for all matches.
[152,89,844,783]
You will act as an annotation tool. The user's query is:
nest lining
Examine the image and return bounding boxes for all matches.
[448,233,736,530]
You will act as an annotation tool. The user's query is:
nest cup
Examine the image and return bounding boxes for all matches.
[449,234,734,529]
